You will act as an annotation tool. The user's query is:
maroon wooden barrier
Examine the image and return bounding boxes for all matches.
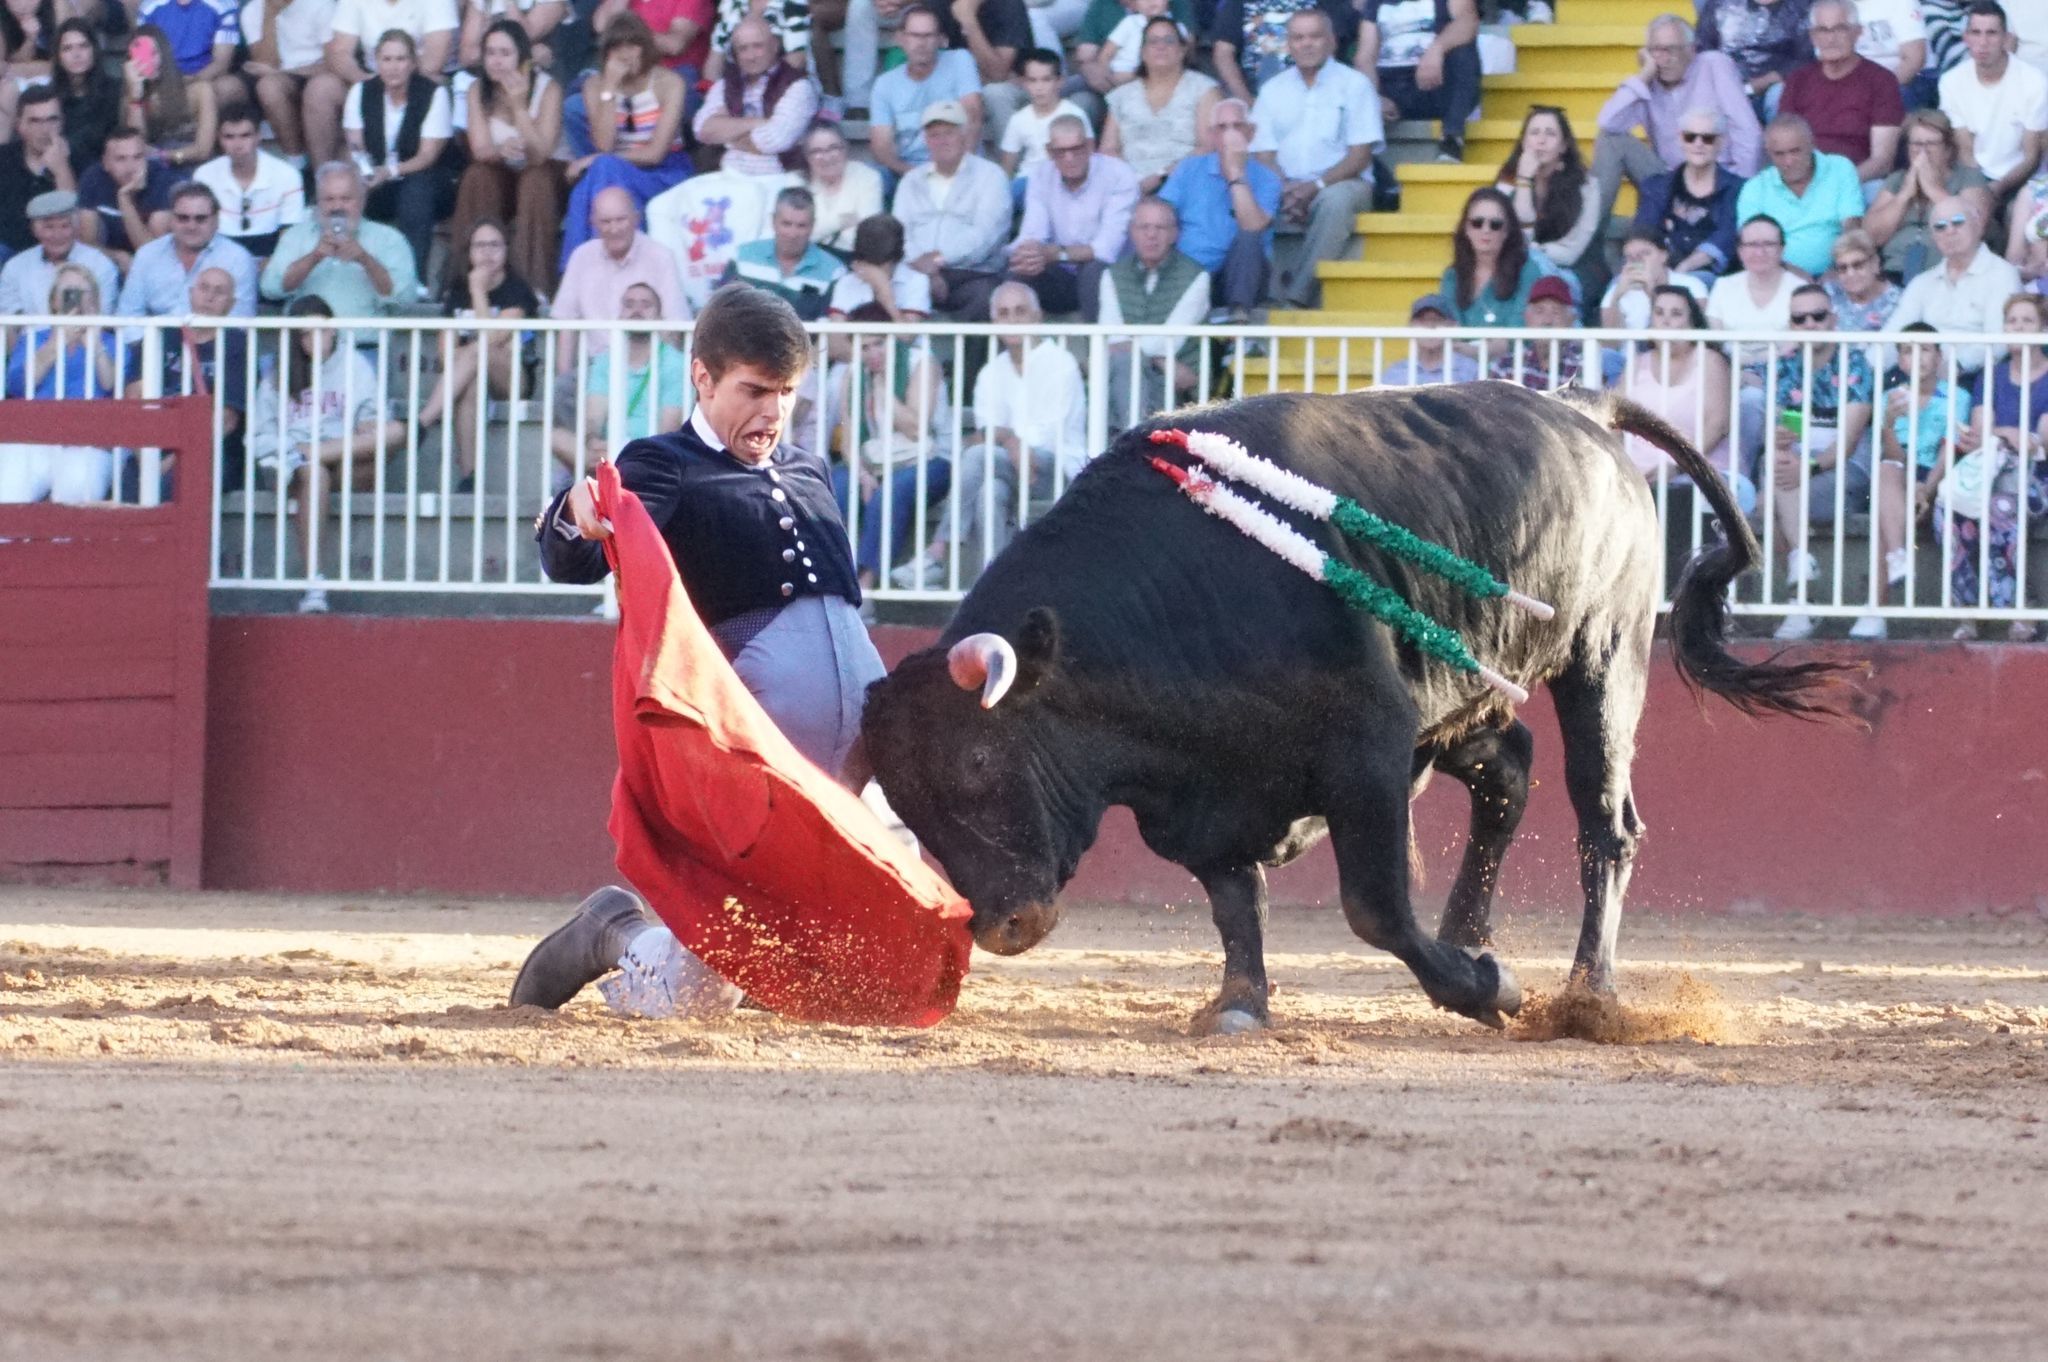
[0,399,215,888]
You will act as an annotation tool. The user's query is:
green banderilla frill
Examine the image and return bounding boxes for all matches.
[1329,497,1508,603]
[1322,556,1481,676]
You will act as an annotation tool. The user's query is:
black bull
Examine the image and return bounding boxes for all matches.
[859,383,1851,1032]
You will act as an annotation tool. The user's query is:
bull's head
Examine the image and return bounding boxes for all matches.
[861,608,1093,956]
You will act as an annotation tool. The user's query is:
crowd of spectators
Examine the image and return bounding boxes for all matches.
[0,0,2044,629]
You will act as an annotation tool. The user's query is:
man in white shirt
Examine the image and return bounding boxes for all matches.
[1098,197,1209,430]
[194,105,309,260]
[241,0,340,161]
[1937,2,2047,207]
[1883,193,2020,373]
[1249,8,1383,308]
[302,0,460,167]
[895,101,1014,314]
[0,191,120,316]
[892,279,1087,586]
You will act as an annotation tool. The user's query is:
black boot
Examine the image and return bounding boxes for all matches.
[509,886,656,1009]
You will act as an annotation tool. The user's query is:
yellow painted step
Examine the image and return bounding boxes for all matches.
[1480,74,1615,123]
[1508,25,1646,78]
[1393,161,1633,217]
[1556,0,1669,25]
[1313,260,1447,314]
[1356,212,1463,265]
[1455,118,1599,166]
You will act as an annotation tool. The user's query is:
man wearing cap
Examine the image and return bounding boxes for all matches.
[1487,275,1588,390]
[0,191,119,316]
[1377,293,1480,386]
[894,99,1012,315]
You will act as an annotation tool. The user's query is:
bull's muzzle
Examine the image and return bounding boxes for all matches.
[973,901,1061,955]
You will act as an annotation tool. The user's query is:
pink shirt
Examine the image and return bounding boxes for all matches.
[552,233,688,350]
[635,0,713,70]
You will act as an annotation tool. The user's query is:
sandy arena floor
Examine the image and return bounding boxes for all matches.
[0,887,2045,1362]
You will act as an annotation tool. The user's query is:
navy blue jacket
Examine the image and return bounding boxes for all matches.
[1633,165,1745,276]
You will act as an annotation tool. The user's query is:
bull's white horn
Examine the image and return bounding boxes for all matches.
[947,633,1019,709]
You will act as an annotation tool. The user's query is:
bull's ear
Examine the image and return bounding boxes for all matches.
[1015,607,1062,695]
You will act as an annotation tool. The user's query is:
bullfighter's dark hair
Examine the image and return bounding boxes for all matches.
[1449,187,1530,311]
[692,284,812,382]
[1495,105,1586,250]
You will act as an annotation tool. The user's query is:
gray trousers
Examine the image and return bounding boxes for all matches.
[729,594,886,780]
[1213,227,1270,311]
[840,0,897,108]
[942,440,1057,559]
[1591,131,1668,232]
[1274,176,1372,308]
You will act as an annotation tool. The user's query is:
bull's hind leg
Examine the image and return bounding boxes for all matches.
[1326,756,1522,1028]
[1191,861,1270,1034]
[1549,652,1649,996]
[1427,720,1534,950]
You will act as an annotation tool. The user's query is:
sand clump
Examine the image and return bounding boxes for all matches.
[1510,971,1749,1045]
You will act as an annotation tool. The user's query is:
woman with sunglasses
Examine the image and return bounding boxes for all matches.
[1631,106,1745,284]
[1865,109,1990,280]
[1822,228,1901,331]
[1945,292,2048,640]
[1496,105,1597,291]
[1440,186,1543,331]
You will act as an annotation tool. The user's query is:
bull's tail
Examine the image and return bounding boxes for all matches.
[1570,389,1862,723]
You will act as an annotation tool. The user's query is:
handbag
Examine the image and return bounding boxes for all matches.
[1937,443,2005,521]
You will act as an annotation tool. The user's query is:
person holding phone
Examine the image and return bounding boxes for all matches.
[259,159,418,321]
[124,24,220,167]
[0,264,119,505]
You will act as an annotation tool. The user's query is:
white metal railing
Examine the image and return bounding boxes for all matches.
[3,314,2044,631]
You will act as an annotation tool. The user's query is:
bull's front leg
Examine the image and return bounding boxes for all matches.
[1190,861,1269,1035]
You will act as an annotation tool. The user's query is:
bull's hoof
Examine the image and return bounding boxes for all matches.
[1443,952,1521,1030]
[1485,954,1523,1018]
[1191,1003,1268,1036]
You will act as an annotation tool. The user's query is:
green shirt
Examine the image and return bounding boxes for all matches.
[586,342,688,441]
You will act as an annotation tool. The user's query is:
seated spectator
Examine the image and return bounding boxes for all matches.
[561,14,692,269]
[1073,0,1196,98]
[867,4,984,181]
[839,0,910,114]
[1946,291,2048,636]
[450,18,565,292]
[306,0,458,169]
[1708,215,1800,355]
[1735,115,1864,278]
[1620,284,1749,511]
[692,17,817,179]
[0,191,118,314]
[121,265,249,497]
[415,218,543,489]
[1003,49,1092,197]
[120,181,261,317]
[1378,294,1479,385]
[549,281,686,477]
[829,212,931,320]
[137,0,238,112]
[1093,0,1170,89]
[1822,226,1901,328]
[1439,186,1542,326]
[259,161,417,318]
[1251,10,1381,309]
[919,0,1032,147]
[0,265,119,505]
[582,0,715,131]
[46,19,123,174]
[343,29,455,279]
[827,301,952,588]
[1489,276,1585,389]
[1600,225,1708,330]
[894,100,1011,313]
[1866,109,1992,278]
[457,0,564,68]
[701,0,815,83]
[1497,105,1598,294]
[1696,0,1812,114]
[1002,112,1136,319]
[127,23,219,168]
[1938,2,2047,209]
[1160,96,1282,324]
[1209,0,1356,109]
[76,130,177,273]
[1758,281,1877,641]
[1854,0,1929,105]
[552,184,688,367]
[0,0,55,137]
[241,0,342,162]
[1861,321,1957,636]
[720,184,844,318]
[1098,196,1208,427]
[195,104,308,261]
[248,294,404,613]
[1884,194,2021,372]
[1593,16,1761,224]
[1779,0,1904,193]
[1355,0,1478,162]
[1632,107,1745,281]
[0,88,77,256]
[800,118,884,254]
[893,279,1086,585]
[1100,19,1216,193]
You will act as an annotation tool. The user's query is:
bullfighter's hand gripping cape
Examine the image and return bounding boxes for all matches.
[594,461,974,1027]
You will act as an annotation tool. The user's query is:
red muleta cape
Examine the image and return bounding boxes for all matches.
[595,461,973,1026]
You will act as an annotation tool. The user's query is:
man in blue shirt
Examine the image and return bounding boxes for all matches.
[1159,97,1282,323]
[136,0,237,79]
[117,182,260,321]
[867,3,985,180]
